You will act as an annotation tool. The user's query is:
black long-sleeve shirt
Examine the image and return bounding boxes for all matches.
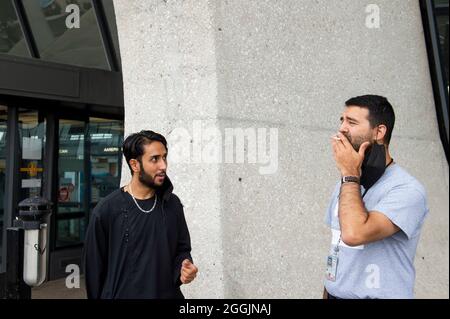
[82,177,192,299]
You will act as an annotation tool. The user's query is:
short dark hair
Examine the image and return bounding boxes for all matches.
[122,130,168,174]
[345,95,395,144]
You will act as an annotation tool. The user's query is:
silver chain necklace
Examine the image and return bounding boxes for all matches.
[128,184,157,214]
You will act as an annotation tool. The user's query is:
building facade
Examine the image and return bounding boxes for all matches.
[0,0,124,293]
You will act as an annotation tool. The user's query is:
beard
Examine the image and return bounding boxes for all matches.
[342,131,373,151]
[138,161,165,189]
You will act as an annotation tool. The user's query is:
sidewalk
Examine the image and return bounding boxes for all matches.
[32,276,87,299]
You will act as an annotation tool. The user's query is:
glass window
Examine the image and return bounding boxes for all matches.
[56,119,85,247]
[89,117,123,208]
[0,105,8,269]
[56,117,123,248]
[18,109,46,202]
[21,0,110,70]
[434,0,449,93]
[0,0,30,57]
[57,119,85,214]
[56,216,85,248]
[101,0,121,70]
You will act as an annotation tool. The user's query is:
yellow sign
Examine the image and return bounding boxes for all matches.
[20,162,43,177]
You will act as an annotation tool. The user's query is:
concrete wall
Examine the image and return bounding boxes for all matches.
[114,0,449,298]
[114,0,225,298]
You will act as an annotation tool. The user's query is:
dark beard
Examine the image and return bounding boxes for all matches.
[138,170,160,189]
[343,132,372,152]
[138,161,162,189]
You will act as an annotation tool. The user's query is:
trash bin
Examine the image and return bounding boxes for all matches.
[16,196,52,287]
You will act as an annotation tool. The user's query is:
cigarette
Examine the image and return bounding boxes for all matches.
[331,135,341,140]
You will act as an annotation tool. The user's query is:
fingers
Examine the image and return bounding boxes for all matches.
[337,132,351,148]
[181,272,196,283]
[330,134,341,144]
[181,260,198,285]
[181,266,197,276]
[180,276,194,284]
[180,271,196,284]
[181,265,198,277]
[358,141,371,157]
[331,136,343,153]
[182,259,192,268]
[182,259,198,272]
[180,275,189,284]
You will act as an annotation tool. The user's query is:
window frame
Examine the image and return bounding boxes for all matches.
[8,0,120,71]
[420,0,449,162]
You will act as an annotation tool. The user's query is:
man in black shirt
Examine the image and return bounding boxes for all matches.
[83,130,198,299]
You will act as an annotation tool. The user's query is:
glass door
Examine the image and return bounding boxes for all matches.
[48,114,123,279]
[55,119,86,248]
[18,109,46,201]
[89,117,123,211]
[54,117,124,249]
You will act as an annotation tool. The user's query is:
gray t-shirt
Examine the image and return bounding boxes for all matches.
[324,164,429,299]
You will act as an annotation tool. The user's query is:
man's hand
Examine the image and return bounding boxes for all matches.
[180,259,198,285]
[331,132,370,177]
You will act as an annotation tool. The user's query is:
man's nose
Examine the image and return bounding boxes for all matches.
[159,159,167,171]
[339,122,348,133]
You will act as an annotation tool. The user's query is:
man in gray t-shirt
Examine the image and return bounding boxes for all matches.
[324,95,429,299]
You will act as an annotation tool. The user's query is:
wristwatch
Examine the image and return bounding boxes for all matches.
[341,176,360,184]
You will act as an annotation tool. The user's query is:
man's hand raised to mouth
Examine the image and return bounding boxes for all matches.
[331,132,370,177]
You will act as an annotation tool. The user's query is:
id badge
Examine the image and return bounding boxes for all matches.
[326,254,338,282]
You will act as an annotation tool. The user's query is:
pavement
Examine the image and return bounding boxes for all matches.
[32,276,87,299]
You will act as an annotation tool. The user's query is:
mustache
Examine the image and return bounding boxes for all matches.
[342,132,351,141]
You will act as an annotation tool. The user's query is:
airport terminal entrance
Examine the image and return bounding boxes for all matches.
[0,0,123,294]
[0,102,123,290]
